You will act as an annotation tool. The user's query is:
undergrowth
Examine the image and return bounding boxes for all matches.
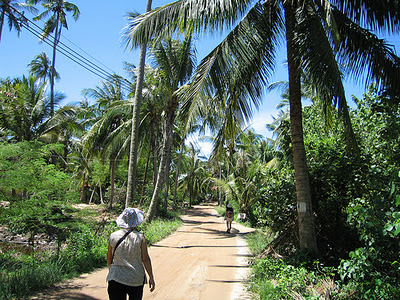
[246,230,345,299]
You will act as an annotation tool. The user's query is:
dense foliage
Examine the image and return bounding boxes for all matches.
[246,86,400,299]
[1,0,400,298]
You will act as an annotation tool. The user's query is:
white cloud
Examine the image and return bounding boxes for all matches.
[185,134,213,159]
[246,112,274,139]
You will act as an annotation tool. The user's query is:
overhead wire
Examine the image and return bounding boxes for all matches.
[62,35,117,75]
[5,4,134,93]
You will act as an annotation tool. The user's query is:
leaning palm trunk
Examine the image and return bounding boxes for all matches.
[284,2,318,251]
[125,0,152,208]
[145,102,177,222]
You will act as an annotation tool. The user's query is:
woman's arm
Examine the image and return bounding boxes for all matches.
[107,243,113,266]
[141,236,155,292]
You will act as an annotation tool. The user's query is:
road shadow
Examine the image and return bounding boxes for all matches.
[209,264,250,268]
[151,244,247,249]
[30,284,100,300]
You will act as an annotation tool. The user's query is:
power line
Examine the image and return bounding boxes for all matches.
[5,5,134,93]
[62,35,117,75]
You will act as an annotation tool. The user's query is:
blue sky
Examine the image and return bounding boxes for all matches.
[1,1,399,156]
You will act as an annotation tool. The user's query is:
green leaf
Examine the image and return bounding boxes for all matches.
[394,223,400,236]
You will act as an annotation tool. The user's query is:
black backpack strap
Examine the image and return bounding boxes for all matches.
[111,228,133,263]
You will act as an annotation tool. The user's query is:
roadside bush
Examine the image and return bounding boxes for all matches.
[253,167,297,254]
[214,205,225,217]
[58,228,109,275]
[338,171,400,299]
[250,256,335,299]
[247,231,342,299]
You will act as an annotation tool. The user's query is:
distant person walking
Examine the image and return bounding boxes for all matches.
[106,208,155,300]
[225,203,234,233]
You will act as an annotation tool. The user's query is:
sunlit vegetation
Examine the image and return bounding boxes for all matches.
[1,0,400,299]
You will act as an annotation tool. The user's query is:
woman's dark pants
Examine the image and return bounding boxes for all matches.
[108,280,144,300]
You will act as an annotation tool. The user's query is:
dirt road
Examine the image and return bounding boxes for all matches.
[31,204,255,300]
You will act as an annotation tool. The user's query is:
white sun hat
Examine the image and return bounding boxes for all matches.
[116,208,145,228]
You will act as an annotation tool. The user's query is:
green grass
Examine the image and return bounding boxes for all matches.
[142,216,183,245]
[214,205,226,217]
[246,229,274,256]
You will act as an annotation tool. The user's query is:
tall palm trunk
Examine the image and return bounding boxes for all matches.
[284,2,318,251]
[151,120,158,184]
[0,10,5,44]
[163,130,173,209]
[141,149,151,198]
[80,173,86,202]
[50,13,60,117]
[125,0,152,208]
[145,101,177,222]
[173,139,185,206]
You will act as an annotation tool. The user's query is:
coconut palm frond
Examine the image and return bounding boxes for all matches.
[122,0,253,50]
[333,9,400,98]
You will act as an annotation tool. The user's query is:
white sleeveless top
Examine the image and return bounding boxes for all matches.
[106,229,145,286]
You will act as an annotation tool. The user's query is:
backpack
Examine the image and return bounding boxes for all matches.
[227,210,233,218]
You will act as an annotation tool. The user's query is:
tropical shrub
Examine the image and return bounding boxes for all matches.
[0,141,78,202]
[335,87,400,298]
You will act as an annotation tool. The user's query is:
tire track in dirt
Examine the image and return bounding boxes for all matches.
[30,204,254,300]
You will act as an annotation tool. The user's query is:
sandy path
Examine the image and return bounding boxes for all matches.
[31,204,254,300]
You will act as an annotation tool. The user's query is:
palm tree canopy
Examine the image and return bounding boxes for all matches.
[125,0,400,122]
[0,0,37,42]
[32,0,80,39]
[150,36,196,93]
[28,52,60,82]
[0,74,66,141]
[122,0,254,50]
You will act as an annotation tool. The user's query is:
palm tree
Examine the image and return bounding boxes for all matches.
[0,74,78,166]
[0,0,36,43]
[135,65,164,199]
[123,0,400,251]
[28,52,60,84]
[179,143,207,207]
[41,103,84,166]
[123,35,196,222]
[31,0,79,116]
[207,95,248,180]
[82,75,134,209]
[123,0,152,208]
[68,140,91,202]
[0,74,63,142]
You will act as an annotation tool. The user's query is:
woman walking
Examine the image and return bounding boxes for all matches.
[106,208,155,299]
[225,203,234,233]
